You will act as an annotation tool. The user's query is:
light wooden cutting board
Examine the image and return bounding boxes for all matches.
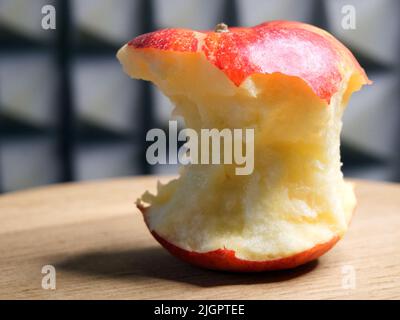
[0,176,399,299]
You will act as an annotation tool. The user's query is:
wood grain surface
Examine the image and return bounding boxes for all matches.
[0,176,399,299]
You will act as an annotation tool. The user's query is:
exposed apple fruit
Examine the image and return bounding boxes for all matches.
[117,21,370,272]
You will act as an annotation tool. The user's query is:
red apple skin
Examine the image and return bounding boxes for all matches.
[128,20,371,103]
[138,205,342,272]
[152,230,340,272]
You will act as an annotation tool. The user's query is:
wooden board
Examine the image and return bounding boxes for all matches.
[0,176,399,299]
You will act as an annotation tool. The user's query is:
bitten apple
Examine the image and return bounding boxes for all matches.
[117,21,370,272]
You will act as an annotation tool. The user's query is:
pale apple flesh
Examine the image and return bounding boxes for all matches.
[117,21,369,271]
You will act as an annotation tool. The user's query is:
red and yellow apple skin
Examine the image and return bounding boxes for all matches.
[138,205,342,272]
[129,20,370,103]
[153,233,340,272]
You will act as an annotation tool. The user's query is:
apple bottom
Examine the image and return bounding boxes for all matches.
[151,231,340,272]
[139,205,341,272]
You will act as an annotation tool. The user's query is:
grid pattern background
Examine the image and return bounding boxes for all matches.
[0,0,399,193]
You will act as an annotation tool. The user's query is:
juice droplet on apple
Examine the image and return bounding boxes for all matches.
[215,23,229,33]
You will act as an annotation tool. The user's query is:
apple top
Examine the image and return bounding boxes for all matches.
[126,21,371,103]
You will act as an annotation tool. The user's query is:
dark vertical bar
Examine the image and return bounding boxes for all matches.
[137,0,155,175]
[0,38,3,192]
[0,97,2,192]
[56,0,75,182]
[311,0,328,29]
[395,2,400,182]
[0,140,3,193]
[224,0,239,27]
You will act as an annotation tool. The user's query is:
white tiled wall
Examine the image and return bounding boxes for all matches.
[0,0,399,191]
[72,57,140,134]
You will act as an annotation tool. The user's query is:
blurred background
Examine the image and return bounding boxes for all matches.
[0,0,399,193]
